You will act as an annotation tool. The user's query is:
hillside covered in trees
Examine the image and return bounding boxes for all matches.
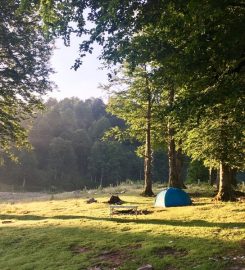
[0,98,170,191]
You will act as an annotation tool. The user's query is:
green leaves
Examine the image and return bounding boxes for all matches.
[105,64,166,149]
[25,0,245,171]
[0,0,53,157]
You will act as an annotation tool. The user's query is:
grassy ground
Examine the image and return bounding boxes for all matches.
[0,184,244,270]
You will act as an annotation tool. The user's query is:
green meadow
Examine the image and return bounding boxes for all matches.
[0,184,244,270]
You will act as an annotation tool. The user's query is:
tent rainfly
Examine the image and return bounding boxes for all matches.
[154,187,192,207]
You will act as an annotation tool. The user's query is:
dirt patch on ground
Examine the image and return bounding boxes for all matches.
[126,243,142,250]
[99,250,128,266]
[152,246,188,257]
[225,243,245,270]
[86,198,97,204]
[155,209,166,212]
[69,244,90,254]
[90,249,129,269]
[209,246,245,270]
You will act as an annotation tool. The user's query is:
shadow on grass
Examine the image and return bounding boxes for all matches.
[0,214,83,221]
[1,214,244,229]
[0,223,243,270]
[76,215,245,229]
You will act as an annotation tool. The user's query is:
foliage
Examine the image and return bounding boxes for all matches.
[105,64,169,195]
[163,1,245,170]
[22,0,245,199]
[178,115,245,170]
[187,160,209,184]
[88,141,141,187]
[105,65,166,151]
[26,1,244,165]
[0,0,53,156]
[0,98,155,191]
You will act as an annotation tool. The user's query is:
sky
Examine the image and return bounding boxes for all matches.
[48,36,109,101]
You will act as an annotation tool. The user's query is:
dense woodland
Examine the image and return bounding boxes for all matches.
[0,96,244,192]
[0,0,244,200]
[0,98,170,191]
[1,2,245,269]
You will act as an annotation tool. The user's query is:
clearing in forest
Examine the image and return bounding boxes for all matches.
[0,184,244,270]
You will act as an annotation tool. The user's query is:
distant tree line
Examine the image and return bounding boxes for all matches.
[0,97,243,191]
[0,98,170,191]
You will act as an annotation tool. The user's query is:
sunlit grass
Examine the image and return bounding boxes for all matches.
[0,184,244,270]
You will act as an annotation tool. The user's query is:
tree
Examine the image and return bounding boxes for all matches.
[32,0,244,200]
[0,149,41,190]
[74,99,94,129]
[167,86,186,189]
[89,117,111,140]
[0,0,53,156]
[0,97,145,190]
[88,141,138,187]
[187,160,209,184]
[71,129,92,176]
[48,137,79,190]
[162,2,245,200]
[105,65,166,196]
[178,108,244,200]
[33,0,191,191]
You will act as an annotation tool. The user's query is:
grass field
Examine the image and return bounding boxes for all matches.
[0,184,244,270]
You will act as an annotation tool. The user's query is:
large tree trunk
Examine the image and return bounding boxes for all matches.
[215,162,235,201]
[176,146,187,188]
[209,167,217,186]
[168,126,182,188]
[142,91,154,197]
[167,87,183,189]
[230,168,237,187]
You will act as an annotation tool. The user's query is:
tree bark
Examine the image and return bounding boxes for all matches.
[215,162,235,201]
[176,146,187,188]
[168,125,182,188]
[142,87,154,196]
[167,87,183,189]
[230,168,237,187]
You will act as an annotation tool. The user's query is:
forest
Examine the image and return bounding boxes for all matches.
[0,97,169,191]
[0,1,245,270]
[0,95,244,192]
[1,1,244,201]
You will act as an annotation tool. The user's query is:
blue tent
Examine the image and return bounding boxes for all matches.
[155,187,192,207]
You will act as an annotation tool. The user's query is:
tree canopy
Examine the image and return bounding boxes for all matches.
[16,0,245,200]
[0,0,53,157]
[0,98,168,191]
